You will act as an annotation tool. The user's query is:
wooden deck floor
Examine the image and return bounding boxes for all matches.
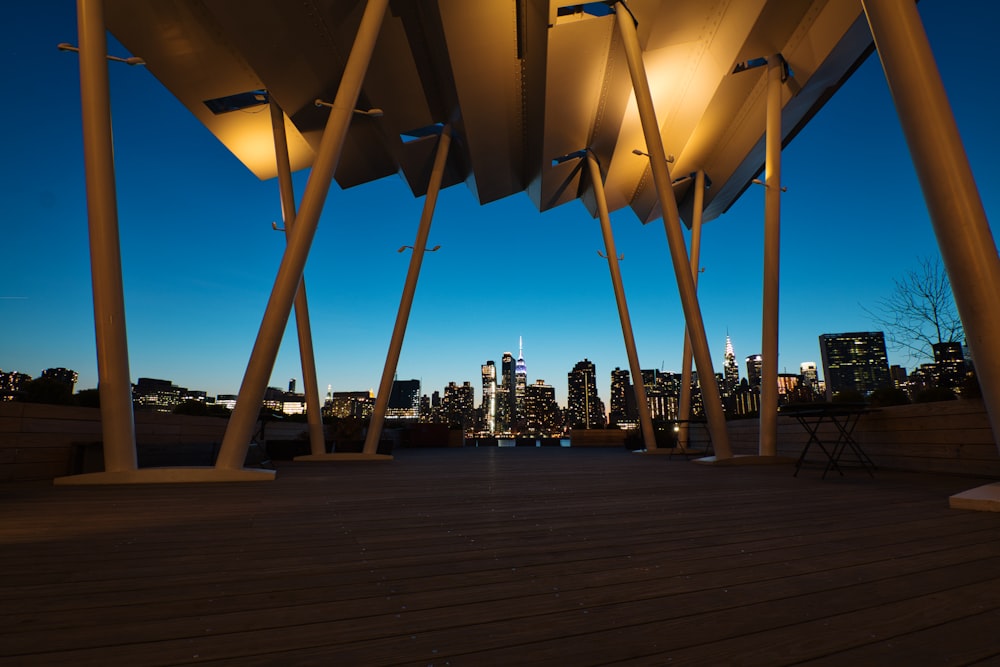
[1,447,999,666]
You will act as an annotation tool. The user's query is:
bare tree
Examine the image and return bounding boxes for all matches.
[863,256,964,365]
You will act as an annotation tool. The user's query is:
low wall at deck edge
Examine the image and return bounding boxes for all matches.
[697,399,999,478]
[0,403,309,482]
[3,400,998,481]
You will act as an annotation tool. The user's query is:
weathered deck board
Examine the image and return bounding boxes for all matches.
[1,447,998,666]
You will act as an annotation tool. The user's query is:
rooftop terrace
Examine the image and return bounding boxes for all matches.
[3,447,999,665]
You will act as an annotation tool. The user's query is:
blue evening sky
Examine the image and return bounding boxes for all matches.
[2,1,998,407]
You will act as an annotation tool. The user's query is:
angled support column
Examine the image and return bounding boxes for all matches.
[269,100,326,457]
[759,54,783,457]
[74,0,136,473]
[678,170,706,451]
[56,0,276,484]
[353,126,453,458]
[861,0,1000,510]
[56,0,138,484]
[216,0,389,471]
[613,3,731,459]
[586,151,657,452]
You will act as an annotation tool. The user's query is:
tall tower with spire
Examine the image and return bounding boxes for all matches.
[723,335,740,397]
[515,336,528,426]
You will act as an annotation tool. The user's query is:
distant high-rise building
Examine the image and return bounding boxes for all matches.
[641,369,681,420]
[42,367,78,391]
[1,370,31,401]
[496,352,515,433]
[567,359,606,429]
[515,337,528,424]
[746,354,763,389]
[608,367,636,427]
[776,373,801,404]
[133,377,184,412]
[723,336,740,397]
[890,365,908,389]
[819,332,892,398]
[481,360,497,434]
[327,390,374,419]
[932,342,967,390]
[524,379,561,435]
[442,381,475,430]
[800,362,818,389]
[387,378,421,420]
[288,378,296,393]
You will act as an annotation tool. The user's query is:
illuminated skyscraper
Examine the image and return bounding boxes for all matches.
[42,367,79,391]
[933,342,966,390]
[723,336,739,397]
[609,367,635,426]
[387,378,421,420]
[567,359,605,429]
[746,354,763,389]
[819,332,892,398]
[497,351,515,433]
[524,379,561,435]
[800,361,819,392]
[515,337,528,424]
[443,381,475,430]
[481,360,497,434]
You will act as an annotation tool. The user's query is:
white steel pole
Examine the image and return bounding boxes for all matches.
[363,126,452,455]
[586,152,657,451]
[77,0,137,472]
[614,3,731,458]
[759,55,783,457]
[862,0,1000,454]
[678,169,706,451]
[269,100,326,457]
[216,0,389,469]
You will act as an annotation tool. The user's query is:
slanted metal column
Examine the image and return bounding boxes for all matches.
[863,1,1000,454]
[216,0,389,469]
[269,100,326,457]
[614,3,731,458]
[586,151,657,452]
[760,55,783,457]
[363,126,452,455]
[678,169,706,451]
[77,0,137,472]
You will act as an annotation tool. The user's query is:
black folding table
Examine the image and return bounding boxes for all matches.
[780,403,876,478]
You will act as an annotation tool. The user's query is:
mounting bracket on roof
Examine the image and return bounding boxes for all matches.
[732,54,793,82]
[606,1,638,27]
[400,122,446,144]
[314,99,384,117]
[556,2,616,18]
[752,178,787,192]
[632,148,674,164]
[551,149,588,167]
[398,245,441,253]
[57,43,145,66]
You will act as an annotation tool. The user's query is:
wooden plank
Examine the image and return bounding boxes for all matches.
[0,449,999,666]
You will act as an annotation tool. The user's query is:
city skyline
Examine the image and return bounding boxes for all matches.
[7,327,890,412]
[3,2,998,410]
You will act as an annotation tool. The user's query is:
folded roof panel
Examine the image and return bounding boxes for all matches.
[104,0,875,225]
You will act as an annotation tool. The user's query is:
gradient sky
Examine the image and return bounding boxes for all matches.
[3,1,998,408]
